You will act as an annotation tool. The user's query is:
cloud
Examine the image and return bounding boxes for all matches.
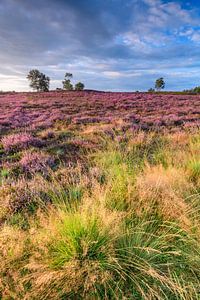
[0,0,200,91]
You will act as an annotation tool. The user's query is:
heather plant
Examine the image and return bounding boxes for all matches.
[1,133,42,152]
[0,180,37,222]
[1,90,200,299]
[19,151,55,175]
[0,91,200,131]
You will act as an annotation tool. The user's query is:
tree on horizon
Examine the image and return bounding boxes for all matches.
[155,78,165,91]
[27,69,50,92]
[62,73,73,90]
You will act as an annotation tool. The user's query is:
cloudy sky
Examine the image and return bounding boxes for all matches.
[1,0,200,91]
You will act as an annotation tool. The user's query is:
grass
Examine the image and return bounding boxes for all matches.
[1,129,200,299]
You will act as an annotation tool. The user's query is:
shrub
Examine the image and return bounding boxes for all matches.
[75,82,85,91]
[1,133,42,152]
[19,151,55,175]
[0,180,35,217]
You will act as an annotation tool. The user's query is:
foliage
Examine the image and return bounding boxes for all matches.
[1,133,42,152]
[155,77,165,91]
[27,69,50,92]
[148,87,155,92]
[0,91,200,132]
[62,73,73,90]
[183,86,200,94]
[1,90,200,298]
[75,82,85,91]
[20,151,55,174]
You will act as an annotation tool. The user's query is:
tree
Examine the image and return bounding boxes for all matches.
[27,69,50,92]
[193,86,200,93]
[148,88,155,92]
[182,86,200,94]
[155,77,165,91]
[75,82,85,91]
[62,73,73,90]
[65,73,73,79]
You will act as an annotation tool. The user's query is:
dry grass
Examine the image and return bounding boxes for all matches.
[135,165,193,226]
[1,130,200,299]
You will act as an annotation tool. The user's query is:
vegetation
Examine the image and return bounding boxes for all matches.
[155,77,165,91]
[183,86,200,94]
[1,91,200,299]
[27,69,50,92]
[148,87,155,92]
[62,73,74,90]
[26,71,85,92]
[75,82,85,91]
[62,73,85,91]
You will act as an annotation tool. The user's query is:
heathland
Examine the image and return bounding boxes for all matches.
[1,90,200,299]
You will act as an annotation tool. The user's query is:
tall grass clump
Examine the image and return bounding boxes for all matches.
[1,131,200,299]
[187,159,200,184]
[23,200,200,299]
[25,202,121,299]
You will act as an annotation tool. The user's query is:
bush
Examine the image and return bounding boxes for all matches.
[0,180,36,222]
[75,82,85,91]
[19,151,55,175]
[1,133,42,152]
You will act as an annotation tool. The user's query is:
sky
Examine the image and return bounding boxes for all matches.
[1,0,200,92]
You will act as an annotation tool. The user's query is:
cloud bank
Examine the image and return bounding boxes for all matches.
[0,0,200,91]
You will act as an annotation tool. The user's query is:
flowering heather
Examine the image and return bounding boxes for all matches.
[0,91,200,131]
[0,181,33,215]
[19,151,55,174]
[1,123,200,298]
[1,133,42,152]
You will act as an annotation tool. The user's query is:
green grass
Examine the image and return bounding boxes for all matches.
[188,159,200,183]
[1,130,200,299]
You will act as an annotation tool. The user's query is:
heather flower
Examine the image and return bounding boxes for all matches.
[19,151,55,174]
[0,91,200,137]
[0,181,34,215]
[1,133,43,152]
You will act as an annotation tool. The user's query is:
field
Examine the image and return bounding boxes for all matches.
[1,91,200,132]
[1,91,200,299]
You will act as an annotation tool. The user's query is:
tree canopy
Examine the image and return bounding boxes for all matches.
[75,82,85,91]
[27,69,50,92]
[62,73,73,90]
[155,78,165,91]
